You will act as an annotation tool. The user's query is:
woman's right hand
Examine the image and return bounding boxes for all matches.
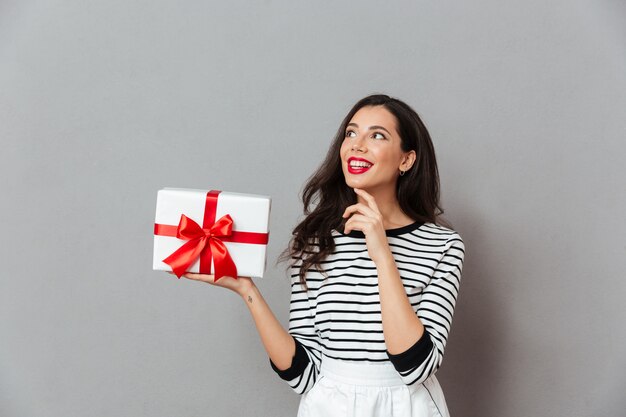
[168,271,255,297]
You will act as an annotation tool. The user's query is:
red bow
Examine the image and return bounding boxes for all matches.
[163,214,237,281]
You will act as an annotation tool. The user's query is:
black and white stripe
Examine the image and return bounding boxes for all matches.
[272,222,465,394]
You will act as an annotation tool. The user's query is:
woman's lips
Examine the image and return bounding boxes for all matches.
[347,157,373,174]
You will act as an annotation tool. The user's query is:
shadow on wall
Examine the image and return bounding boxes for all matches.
[436,212,511,417]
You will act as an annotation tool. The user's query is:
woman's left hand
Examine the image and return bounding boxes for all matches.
[342,188,392,264]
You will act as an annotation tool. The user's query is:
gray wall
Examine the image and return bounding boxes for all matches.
[1,1,625,416]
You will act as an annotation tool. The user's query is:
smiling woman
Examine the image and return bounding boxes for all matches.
[341,105,416,208]
[182,94,465,417]
[289,95,449,290]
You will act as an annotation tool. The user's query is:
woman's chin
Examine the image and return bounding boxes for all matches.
[344,177,367,189]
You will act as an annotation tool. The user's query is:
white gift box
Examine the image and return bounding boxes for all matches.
[153,188,271,278]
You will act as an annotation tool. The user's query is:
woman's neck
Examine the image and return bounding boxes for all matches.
[356,187,414,229]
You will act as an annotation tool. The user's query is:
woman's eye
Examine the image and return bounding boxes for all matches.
[372,132,385,140]
[345,130,357,138]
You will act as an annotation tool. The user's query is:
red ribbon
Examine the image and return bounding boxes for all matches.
[154,190,268,281]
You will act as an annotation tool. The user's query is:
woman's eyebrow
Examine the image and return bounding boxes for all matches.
[369,125,391,135]
[346,123,392,135]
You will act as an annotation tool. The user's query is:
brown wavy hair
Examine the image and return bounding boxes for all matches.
[284,94,449,288]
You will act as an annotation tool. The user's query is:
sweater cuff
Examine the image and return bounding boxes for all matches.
[270,339,310,381]
[386,330,434,373]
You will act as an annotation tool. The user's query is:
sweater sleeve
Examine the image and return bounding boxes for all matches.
[269,268,321,394]
[387,232,465,386]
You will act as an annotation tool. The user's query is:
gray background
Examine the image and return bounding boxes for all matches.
[1,1,625,416]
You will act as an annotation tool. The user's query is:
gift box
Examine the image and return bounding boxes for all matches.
[153,188,271,279]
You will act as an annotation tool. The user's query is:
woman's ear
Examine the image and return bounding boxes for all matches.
[400,150,417,171]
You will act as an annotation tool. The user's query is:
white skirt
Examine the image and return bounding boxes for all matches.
[297,357,450,417]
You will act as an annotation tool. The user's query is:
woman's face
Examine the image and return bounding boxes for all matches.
[340,105,414,193]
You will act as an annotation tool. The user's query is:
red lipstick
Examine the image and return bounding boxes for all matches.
[347,157,374,174]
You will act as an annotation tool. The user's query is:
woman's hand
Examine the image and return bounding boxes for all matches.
[168,271,255,298]
[342,188,392,264]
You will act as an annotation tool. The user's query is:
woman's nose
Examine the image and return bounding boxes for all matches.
[351,135,366,152]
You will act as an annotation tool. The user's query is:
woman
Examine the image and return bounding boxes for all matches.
[182,94,465,416]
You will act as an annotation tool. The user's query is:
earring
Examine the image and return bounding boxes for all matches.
[399,169,406,176]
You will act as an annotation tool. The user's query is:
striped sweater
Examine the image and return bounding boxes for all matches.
[271,221,465,394]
